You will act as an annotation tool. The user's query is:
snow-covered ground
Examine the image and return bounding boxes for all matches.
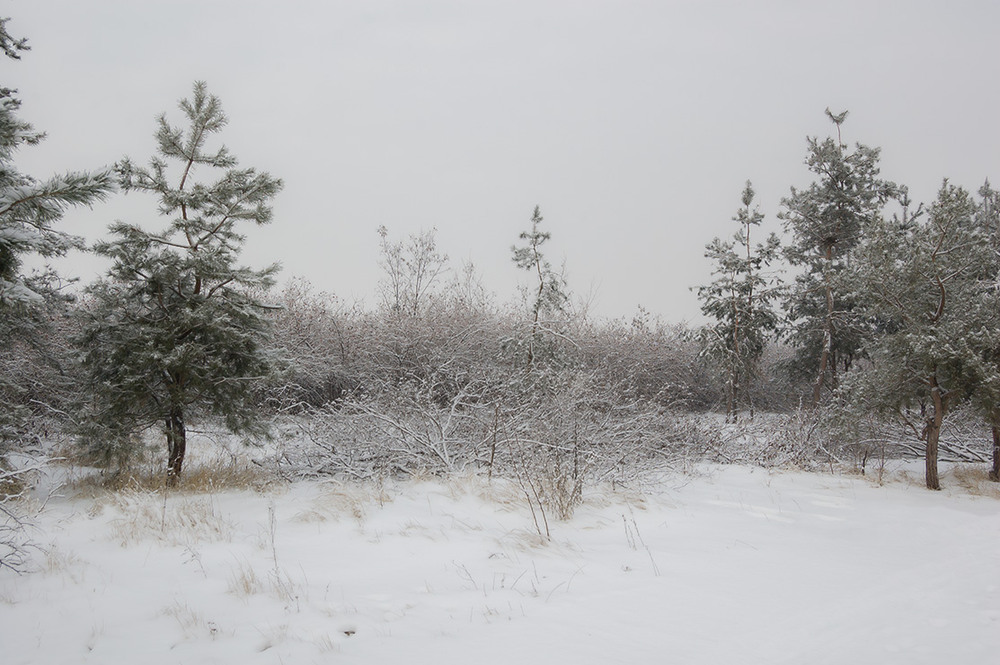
[2,461,998,664]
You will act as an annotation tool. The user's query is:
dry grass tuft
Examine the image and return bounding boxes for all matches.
[227,560,264,597]
[172,460,279,493]
[108,491,235,546]
[881,463,1000,497]
[161,599,223,640]
[41,546,85,578]
[470,476,533,512]
[947,465,1000,498]
[226,559,304,608]
[293,480,391,524]
[579,482,650,512]
[496,526,552,552]
[69,455,279,495]
[313,632,340,652]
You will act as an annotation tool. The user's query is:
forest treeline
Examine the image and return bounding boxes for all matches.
[2,10,998,556]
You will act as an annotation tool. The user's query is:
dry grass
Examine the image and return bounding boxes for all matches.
[454,472,651,525]
[469,476,529,511]
[256,623,291,652]
[40,546,85,578]
[55,426,281,496]
[227,560,264,597]
[108,491,235,546]
[226,559,303,609]
[161,599,223,640]
[496,527,551,552]
[293,480,391,524]
[313,632,339,652]
[946,465,1000,498]
[0,460,31,500]
[170,459,278,493]
[69,455,280,496]
[881,463,1000,497]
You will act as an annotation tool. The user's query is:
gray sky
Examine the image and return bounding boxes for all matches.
[9,0,1000,323]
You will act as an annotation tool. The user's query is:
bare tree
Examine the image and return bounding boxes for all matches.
[377,226,449,318]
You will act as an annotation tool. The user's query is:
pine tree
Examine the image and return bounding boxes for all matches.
[0,17,112,450]
[78,82,282,486]
[696,181,781,421]
[780,109,898,407]
[511,205,568,367]
[847,182,998,489]
[970,181,1000,481]
[0,17,112,306]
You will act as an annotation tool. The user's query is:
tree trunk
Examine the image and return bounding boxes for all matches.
[990,424,1000,482]
[812,330,831,408]
[924,417,941,491]
[527,268,544,368]
[165,407,187,488]
[812,247,835,408]
[730,283,740,424]
[925,379,944,490]
[725,365,738,424]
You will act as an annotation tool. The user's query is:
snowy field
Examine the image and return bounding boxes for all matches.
[3,461,999,665]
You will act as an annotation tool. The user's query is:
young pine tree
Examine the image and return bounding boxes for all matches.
[780,109,898,407]
[511,205,568,367]
[696,181,781,422]
[78,82,282,486]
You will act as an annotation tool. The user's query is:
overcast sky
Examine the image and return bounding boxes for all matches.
[9,0,1000,323]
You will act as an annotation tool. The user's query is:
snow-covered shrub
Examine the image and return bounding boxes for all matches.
[824,399,994,474]
[674,410,832,469]
[257,270,807,508]
[572,312,718,410]
[0,459,44,572]
[281,363,692,522]
[263,279,364,413]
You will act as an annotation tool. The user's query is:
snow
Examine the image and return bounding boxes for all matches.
[2,462,999,664]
